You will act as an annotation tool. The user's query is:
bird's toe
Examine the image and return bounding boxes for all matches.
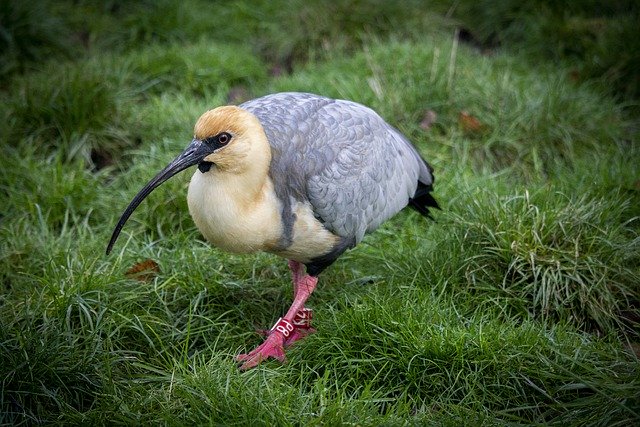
[236,334,287,369]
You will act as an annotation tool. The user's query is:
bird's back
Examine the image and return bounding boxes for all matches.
[241,92,435,243]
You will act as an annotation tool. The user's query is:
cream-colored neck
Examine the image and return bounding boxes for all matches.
[208,134,271,209]
[186,129,283,254]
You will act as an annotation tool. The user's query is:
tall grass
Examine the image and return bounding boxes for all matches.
[450,188,639,333]
[4,63,133,167]
[1,0,638,425]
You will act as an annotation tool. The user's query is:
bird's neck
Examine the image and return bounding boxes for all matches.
[186,139,283,254]
[210,165,268,208]
[211,136,270,206]
[192,130,272,211]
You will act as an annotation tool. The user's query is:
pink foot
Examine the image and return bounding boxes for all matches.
[285,307,315,346]
[256,308,315,347]
[238,270,319,370]
[255,325,316,346]
[236,330,287,370]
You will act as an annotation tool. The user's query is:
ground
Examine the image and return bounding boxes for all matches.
[1,0,638,424]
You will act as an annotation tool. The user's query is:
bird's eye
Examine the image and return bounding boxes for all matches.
[218,133,230,145]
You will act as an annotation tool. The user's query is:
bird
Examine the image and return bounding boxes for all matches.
[106,92,439,369]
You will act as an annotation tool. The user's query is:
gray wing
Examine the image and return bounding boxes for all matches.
[241,92,433,244]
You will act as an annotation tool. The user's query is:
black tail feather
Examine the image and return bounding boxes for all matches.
[409,181,440,219]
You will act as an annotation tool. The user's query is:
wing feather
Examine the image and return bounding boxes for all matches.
[241,92,433,244]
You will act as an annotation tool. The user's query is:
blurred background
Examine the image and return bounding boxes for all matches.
[1,0,638,167]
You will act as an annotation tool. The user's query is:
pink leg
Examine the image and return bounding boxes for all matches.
[237,273,318,369]
[283,261,316,346]
[283,306,316,346]
[284,260,316,347]
[256,261,316,346]
[289,260,304,286]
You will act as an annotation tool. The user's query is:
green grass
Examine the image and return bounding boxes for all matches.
[1,0,639,425]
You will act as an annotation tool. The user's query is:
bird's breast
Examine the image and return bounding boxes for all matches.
[187,170,283,254]
[187,170,340,263]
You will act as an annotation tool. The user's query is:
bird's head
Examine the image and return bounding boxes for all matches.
[193,106,269,174]
[106,106,269,255]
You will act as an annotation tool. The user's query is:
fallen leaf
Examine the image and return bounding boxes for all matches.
[459,110,485,135]
[420,110,438,131]
[126,259,160,283]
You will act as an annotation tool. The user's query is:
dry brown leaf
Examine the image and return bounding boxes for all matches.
[125,259,160,283]
[458,110,485,135]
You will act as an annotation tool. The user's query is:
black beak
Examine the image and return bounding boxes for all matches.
[106,139,211,255]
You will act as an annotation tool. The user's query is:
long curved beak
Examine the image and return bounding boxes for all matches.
[106,139,210,255]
